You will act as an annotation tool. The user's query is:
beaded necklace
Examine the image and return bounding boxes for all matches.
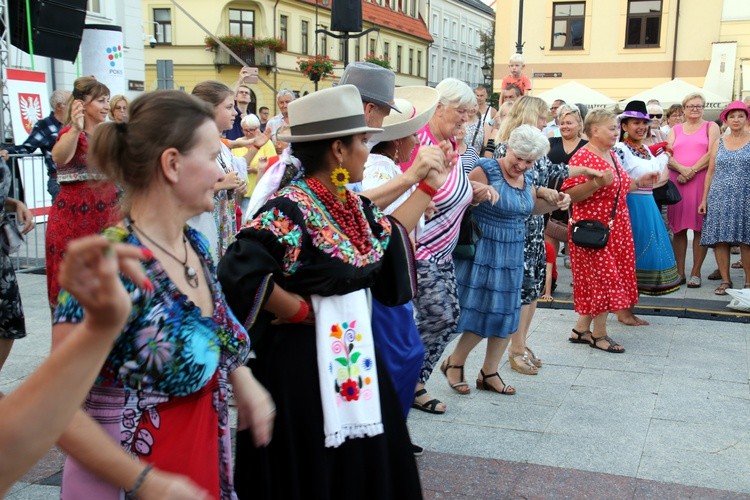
[305,177,373,254]
[623,138,651,160]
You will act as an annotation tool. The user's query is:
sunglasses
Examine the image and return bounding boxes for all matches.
[649,113,663,119]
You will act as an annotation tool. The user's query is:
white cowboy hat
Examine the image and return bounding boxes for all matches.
[277,85,382,143]
[374,86,440,143]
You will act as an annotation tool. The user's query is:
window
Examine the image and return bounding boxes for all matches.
[279,15,288,45]
[408,48,414,75]
[301,21,309,54]
[396,46,402,73]
[88,0,101,13]
[153,9,172,44]
[384,42,390,61]
[417,50,422,77]
[229,9,254,37]
[626,0,662,47]
[551,2,584,50]
[432,14,439,36]
[355,39,360,61]
[369,38,376,56]
[409,0,416,16]
[339,39,346,60]
[320,26,328,56]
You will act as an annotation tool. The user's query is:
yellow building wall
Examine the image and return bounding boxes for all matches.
[492,0,728,101]
[143,0,429,114]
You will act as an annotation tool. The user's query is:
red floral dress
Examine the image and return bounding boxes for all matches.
[561,148,638,317]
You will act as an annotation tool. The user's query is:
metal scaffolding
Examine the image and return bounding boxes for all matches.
[0,0,14,142]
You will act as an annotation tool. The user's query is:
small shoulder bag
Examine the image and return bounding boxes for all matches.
[571,158,621,250]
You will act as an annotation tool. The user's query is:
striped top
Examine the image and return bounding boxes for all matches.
[410,124,473,263]
[460,146,480,174]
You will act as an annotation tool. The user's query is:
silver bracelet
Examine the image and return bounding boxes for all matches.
[125,463,153,499]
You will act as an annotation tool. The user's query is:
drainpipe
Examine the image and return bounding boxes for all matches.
[273,0,280,113]
[670,0,681,80]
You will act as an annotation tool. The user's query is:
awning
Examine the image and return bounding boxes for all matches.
[619,79,730,111]
[535,81,616,109]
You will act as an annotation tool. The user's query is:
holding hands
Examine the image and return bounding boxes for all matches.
[470,180,500,205]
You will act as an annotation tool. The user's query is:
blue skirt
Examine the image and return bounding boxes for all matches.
[627,193,681,295]
[455,221,524,338]
[371,298,424,418]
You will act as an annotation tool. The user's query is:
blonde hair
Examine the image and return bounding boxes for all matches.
[509,53,525,65]
[556,104,583,136]
[583,108,616,137]
[497,95,548,143]
[682,92,705,107]
[108,95,128,121]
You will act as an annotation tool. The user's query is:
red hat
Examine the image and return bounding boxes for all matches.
[719,100,749,123]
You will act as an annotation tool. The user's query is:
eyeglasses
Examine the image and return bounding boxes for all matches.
[685,105,704,110]
[649,113,663,119]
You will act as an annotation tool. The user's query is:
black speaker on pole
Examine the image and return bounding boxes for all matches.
[330,0,362,33]
[9,0,87,63]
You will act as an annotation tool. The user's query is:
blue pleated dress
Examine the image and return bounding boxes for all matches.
[456,158,534,338]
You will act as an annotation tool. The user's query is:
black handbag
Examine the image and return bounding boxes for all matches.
[652,179,681,205]
[0,213,23,255]
[571,160,621,250]
[453,207,482,259]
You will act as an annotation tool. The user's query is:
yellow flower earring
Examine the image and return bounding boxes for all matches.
[331,163,350,202]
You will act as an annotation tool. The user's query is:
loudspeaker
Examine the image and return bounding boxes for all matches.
[9,0,87,63]
[331,0,362,33]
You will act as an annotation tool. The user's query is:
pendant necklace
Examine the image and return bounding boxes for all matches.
[129,220,199,288]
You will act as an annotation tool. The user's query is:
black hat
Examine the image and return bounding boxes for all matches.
[618,100,650,121]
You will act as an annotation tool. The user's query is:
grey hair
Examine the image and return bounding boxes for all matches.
[435,78,476,108]
[50,89,70,108]
[276,89,296,102]
[241,113,261,128]
[507,124,550,161]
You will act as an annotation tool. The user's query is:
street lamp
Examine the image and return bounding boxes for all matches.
[481,62,491,84]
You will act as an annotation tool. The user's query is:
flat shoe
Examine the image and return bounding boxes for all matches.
[732,261,743,269]
[678,276,687,285]
[715,281,733,295]
[686,276,701,288]
[569,328,591,344]
[707,269,721,280]
[590,334,625,353]
[411,388,446,414]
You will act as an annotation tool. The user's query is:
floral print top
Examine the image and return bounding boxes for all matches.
[53,225,250,395]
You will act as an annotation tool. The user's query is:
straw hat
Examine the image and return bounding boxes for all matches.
[374,86,440,143]
[277,85,383,142]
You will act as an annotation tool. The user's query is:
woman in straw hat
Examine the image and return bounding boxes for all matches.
[219,85,429,499]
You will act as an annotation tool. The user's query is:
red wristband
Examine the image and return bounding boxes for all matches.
[286,300,309,323]
[417,180,438,198]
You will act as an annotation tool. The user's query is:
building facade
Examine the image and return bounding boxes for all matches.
[493,0,750,101]
[142,0,432,115]
[427,0,495,88]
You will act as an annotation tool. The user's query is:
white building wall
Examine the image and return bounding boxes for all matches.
[426,0,493,88]
[7,0,145,105]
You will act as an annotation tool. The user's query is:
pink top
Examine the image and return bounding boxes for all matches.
[667,121,710,233]
[406,124,473,263]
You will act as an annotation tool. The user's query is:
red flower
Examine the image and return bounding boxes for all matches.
[339,379,360,401]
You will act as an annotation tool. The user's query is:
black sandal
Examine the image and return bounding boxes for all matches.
[569,328,591,344]
[411,388,446,414]
[590,334,625,353]
[440,356,470,394]
[475,369,515,395]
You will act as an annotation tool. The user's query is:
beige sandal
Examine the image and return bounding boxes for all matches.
[509,353,538,375]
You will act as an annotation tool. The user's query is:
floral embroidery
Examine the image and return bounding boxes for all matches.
[281,182,391,268]
[249,207,303,275]
[329,320,374,403]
